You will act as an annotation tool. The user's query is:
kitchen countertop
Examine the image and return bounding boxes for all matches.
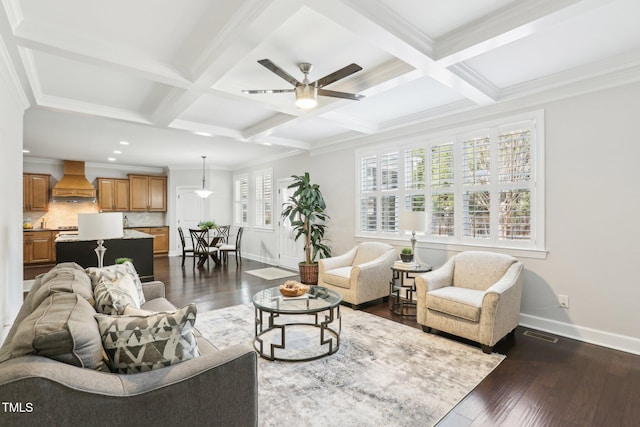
[54,230,153,242]
[24,226,169,232]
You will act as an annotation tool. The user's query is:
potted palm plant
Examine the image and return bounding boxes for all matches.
[281,172,331,285]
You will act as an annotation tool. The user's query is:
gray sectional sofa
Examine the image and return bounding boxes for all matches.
[0,263,257,426]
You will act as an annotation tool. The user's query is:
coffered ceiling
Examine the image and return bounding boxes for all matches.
[3,0,639,169]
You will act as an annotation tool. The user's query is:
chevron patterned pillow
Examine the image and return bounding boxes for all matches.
[95,303,199,374]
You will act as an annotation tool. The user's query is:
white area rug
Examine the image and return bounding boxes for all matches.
[245,267,298,281]
[196,303,505,427]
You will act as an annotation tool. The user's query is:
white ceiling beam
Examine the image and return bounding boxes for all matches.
[36,94,151,124]
[241,112,298,140]
[306,0,496,105]
[13,22,191,88]
[150,0,303,129]
[435,0,617,67]
[168,119,243,139]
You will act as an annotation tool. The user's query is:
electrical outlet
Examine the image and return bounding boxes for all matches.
[559,294,569,309]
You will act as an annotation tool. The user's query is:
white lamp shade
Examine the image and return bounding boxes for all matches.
[400,211,426,232]
[78,213,124,241]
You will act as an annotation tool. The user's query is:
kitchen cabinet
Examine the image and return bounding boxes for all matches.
[98,178,130,211]
[24,231,55,264]
[149,227,169,255]
[23,174,50,211]
[131,227,169,255]
[129,175,166,212]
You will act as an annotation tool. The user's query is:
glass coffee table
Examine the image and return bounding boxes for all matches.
[252,286,342,362]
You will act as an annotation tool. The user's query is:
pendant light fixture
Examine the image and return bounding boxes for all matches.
[195,155,213,198]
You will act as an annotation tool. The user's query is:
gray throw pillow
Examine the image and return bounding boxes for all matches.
[1,293,105,369]
[95,304,199,374]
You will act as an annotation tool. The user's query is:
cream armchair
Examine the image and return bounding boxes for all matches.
[318,242,397,308]
[415,251,524,353]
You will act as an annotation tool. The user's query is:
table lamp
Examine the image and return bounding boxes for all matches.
[78,212,124,268]
[400,211,426,262]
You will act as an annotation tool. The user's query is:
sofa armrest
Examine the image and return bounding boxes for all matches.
[0,344,257,426]
[319,246,357,273]
[141,280,165,300]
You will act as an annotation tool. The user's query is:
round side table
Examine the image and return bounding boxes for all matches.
[389,265,432,316]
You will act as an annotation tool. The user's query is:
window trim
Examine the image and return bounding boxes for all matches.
[355,110,545,253]
[253,168,273,231]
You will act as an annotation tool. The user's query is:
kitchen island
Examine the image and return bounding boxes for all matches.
[55,230,154,281]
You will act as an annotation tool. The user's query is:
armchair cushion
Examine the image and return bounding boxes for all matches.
[426,287,484,322]
[322,266,352,289]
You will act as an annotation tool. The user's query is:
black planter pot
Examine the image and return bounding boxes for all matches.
[400,253,413,263]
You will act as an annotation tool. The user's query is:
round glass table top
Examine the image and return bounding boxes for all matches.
[252,286,342,314]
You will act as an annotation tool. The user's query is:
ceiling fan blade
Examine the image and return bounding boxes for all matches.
[318,88,364,101]
[242,89,295,94]
[257,59,300,87]
[315,63,363,88]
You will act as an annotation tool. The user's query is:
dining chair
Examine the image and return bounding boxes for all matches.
[215,225,231,245]
[189,228,219,268]
[177,226,195,267]
[218,227,243,266]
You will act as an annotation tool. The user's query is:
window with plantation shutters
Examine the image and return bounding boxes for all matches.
[359,155,377,232]
[358,152,399,233]
[255,169,273,229]
[233,174,248,226]
[430,143,454,236]
[356,112,543,251]
[404,148,425,212]
[462,136,491,239]
[497,127,532,241]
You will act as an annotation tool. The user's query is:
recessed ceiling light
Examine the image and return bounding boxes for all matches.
[113,150,122,154]
[22,149,30,153]
[108,157,116,161]
[119,141,129,145]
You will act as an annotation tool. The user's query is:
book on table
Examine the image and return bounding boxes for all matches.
[393,261,432,270]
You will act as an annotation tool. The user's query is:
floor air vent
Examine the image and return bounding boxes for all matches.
[523,330,559,343]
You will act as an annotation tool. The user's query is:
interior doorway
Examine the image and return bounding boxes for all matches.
[277,178,304,270]
[176,187,205,252]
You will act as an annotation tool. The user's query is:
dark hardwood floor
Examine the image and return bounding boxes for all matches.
[25,256,640,426]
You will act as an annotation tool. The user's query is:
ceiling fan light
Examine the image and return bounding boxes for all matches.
[295,85,317,109]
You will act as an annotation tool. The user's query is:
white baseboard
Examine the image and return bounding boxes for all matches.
[520,313,640,356]
[240,252,278,266]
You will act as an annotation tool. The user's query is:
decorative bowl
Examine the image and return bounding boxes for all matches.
[279,280,309,297]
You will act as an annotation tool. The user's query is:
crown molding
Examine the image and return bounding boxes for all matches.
[0,34,28,110]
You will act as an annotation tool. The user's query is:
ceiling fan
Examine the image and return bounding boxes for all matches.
[242,59,364,109]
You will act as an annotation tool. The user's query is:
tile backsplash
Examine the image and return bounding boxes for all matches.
[24,201,166,229]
